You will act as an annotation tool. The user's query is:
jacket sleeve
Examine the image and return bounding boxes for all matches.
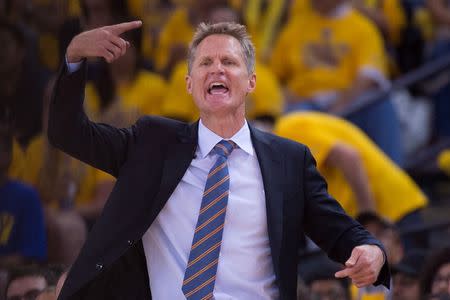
[48,61,135,178]
[301,146,390,287]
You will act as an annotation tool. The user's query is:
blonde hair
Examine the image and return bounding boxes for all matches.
[187,22,255,74]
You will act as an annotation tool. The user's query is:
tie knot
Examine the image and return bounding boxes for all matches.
[213,140,236,158]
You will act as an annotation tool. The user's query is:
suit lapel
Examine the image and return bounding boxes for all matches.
[250,126,284,279]
[151,122,198,214]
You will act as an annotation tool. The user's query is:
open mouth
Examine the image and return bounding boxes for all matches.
[207,82,229,95]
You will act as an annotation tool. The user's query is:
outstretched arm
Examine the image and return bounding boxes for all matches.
[48,21,143,177]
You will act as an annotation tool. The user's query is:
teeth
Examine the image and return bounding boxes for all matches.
[209,82,227,89]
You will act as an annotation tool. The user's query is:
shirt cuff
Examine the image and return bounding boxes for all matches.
[65,55,83,74]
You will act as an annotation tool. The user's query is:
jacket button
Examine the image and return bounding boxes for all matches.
[127,240,133,246]
[95,263,103,271]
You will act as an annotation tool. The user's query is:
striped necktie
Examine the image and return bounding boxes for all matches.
[182,139,236,300]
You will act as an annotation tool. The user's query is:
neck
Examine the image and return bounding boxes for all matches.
[200,111,245,139]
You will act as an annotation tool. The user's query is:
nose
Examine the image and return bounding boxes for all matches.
[210,60,225,74]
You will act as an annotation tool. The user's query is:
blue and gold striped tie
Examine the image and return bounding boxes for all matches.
[182,140,236,300]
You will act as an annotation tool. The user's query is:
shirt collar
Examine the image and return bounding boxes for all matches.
[197,119,254,158]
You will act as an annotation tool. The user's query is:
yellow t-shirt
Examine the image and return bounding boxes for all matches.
[85,70,168,126]
[9,137,44,187]
[247,62,284,120]
[161,61,283,122]
[160,62,198,122]
[351,284,388,300]
[153,7,194,73]
[271,6,387,99]
[8,135,113,207]
[291,0,313,18]
[74,166,114,206]
[241,0,286,61]
[274,112,427,221]
[31,0,67,70]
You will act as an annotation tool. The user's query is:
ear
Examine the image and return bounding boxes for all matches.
[185,75,192,94]
[247,73,256,93]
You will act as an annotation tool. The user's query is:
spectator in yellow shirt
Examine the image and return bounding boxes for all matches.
[10,133,112,227]
[274,112,427,242]
[271,0,403,165]
[8,79,112,224]
[152,5,194,77]
[271,0,389,112]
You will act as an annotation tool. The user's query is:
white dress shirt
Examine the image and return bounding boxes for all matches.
[142,120,278,299]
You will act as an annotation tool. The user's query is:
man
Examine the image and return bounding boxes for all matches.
[270,0,402,165]
[271,0,389,112]
[5,266,54,300]
[50,21,388,299]
[392,250,426,300]
[161,5,283,126]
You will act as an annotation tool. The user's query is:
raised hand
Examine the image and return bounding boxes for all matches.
[66,20,142,63]
[335,244,385,287]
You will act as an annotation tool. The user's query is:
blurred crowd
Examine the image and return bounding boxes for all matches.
[0,0,450,299]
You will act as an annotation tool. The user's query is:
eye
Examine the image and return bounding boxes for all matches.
[199,58,212,66]
[223,59,236,65]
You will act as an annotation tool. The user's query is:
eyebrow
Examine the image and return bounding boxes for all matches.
[197,54,240,64]
[198,57,213,63]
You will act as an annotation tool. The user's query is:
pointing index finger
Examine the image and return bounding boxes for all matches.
[107,20,142,35]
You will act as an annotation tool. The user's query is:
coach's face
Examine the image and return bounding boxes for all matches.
[186,34,256,118]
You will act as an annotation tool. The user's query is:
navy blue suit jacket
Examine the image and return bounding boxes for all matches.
[49,63,389,300]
